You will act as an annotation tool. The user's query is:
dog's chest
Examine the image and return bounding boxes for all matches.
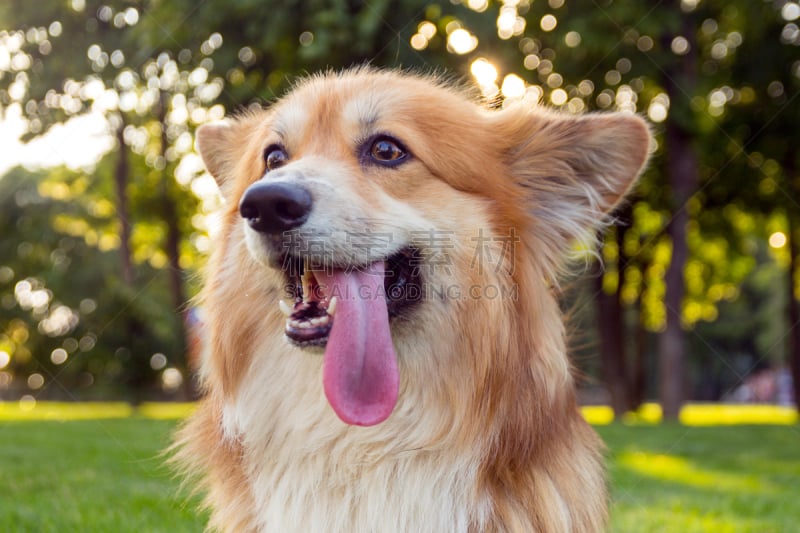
[243,440,485,533]
[225,342,489,532]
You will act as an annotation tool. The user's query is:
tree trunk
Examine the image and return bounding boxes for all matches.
[158,91,186,314]
[788,201,800,411]
[157,90,191,397]
[114,116,134,285]
[658,7,699,420]
[595,207,635,416]
[658,126,695,420]
[632,305,648,409]
[616,205,639,413]
[594,250,629,416]
[630,235,652,410]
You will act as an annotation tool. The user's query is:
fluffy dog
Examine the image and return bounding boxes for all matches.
[175,68,650,532]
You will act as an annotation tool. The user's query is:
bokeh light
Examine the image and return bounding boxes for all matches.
[648,96,669,123]
[162,368,183,391]
[27,373,44,390]
[50,348,68,365]
[501,74,526,99]
[550,88,567,106]
[671,36,691,55]
[782,2,800,21]
[769,232,787,249]
[565,31,581,47]
[540,14,558,32]
[447,28,478,55]
[467,0,489,12]
[150,353,168,370]
[470,58,498,87]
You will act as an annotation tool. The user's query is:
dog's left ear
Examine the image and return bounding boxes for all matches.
[196,113,266,199]
[196,120,241,198]
[499,107,651,248]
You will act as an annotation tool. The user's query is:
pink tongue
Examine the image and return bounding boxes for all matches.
[315,261,399,426]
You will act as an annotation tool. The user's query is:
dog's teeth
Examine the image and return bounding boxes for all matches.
[318,315,330,325]
[327,296,337,317]
[310,318,322,327]
[279,300,293,317]
[302,261,313,303]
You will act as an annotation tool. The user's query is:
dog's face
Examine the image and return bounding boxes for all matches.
[196,69,650,427]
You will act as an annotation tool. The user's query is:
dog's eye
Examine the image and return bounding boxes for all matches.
[264,145,289,171]
[369,136,408,166]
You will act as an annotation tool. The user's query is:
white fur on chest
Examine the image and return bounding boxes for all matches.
[222,338,491,533]
[250,445,481,532]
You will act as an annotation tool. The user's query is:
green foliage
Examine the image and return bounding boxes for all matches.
[0,167,185,400]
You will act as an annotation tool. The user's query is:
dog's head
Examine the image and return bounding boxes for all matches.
[196,69,650,427]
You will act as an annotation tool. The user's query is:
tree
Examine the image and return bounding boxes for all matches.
[2,0,797,410]
[0,2,231,397]
[0,164,188,400]
[725,0,800,409]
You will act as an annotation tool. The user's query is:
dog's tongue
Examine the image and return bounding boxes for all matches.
[315,261,398,426]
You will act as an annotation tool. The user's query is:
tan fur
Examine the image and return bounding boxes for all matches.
[173,68,650,532]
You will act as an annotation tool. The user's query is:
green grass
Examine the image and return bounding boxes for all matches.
[0,418,205,532]
[599,424,800,532]
[0,410,798,532]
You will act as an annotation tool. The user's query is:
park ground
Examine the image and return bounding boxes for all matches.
[0,403,798,532]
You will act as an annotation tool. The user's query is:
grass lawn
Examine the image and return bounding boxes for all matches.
[0,418,205,532]
[598,424,800,533]
[0,406,798,532]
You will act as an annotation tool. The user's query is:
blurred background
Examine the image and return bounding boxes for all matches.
[0,0,798,419]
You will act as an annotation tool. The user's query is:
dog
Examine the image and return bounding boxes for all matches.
[174,68,650,532]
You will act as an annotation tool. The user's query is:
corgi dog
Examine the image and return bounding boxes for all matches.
[175,68,650,532]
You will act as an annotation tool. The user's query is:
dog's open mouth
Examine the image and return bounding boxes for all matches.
[278,247,421,346]
[275,247,421,426]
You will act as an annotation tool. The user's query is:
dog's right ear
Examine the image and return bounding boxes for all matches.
[497,106,650,257]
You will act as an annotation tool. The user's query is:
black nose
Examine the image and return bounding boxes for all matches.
[239,181,313,234]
